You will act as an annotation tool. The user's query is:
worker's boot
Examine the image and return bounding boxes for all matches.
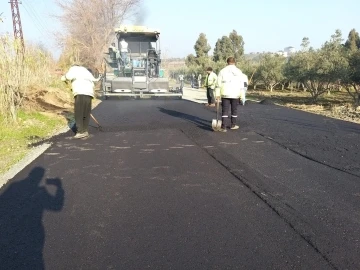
[74,132,89,139]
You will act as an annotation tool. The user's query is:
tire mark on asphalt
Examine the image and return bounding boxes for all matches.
[255,132,360,179]
[179,128,338,270]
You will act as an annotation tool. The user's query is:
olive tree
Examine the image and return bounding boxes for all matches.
[257,53,286,92]
[341,51,360,106]
[285,31,348,102]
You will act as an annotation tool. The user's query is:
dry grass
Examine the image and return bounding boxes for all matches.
[248,89,353,105]
[0,37,77,173]
[248,89,360,124]
[0,36,58,123]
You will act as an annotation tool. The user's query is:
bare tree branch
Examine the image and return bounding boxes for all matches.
[55,0,143,69]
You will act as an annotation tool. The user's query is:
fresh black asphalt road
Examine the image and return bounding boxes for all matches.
[1,98,360,269]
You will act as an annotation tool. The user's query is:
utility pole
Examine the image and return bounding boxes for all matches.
[9,0,24,50]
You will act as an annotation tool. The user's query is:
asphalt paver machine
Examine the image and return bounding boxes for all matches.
[101,25,182,99]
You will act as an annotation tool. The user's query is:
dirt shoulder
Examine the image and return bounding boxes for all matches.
[247,89,360,125]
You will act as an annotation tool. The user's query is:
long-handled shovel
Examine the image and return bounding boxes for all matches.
[212,100,222,131]
[90,113,103,131]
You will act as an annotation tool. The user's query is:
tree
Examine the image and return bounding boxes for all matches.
[229,30,245,60]
[258,54,286,92]
[249,68,262,90]
[238,59,261,89]
[285,31,348,102]
[344,29,360,52]
[213,30,245,63]
[185,54,197,67]
[185,30,245,77]
[56,0,142,69]
[57,36,81,69]
[213,36,233,62]
[186,33,211,69]
[321,30,348,92]
[194,33,211,58]
[213,37,224,62]
[342,51,360,106]
[301,37,310,51]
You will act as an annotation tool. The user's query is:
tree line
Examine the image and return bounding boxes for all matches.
[175,29,360,106]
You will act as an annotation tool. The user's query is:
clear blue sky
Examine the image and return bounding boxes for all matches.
[1,0,359,58]
[0,0,59,51]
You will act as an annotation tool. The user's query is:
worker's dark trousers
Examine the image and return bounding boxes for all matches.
[207,87,215,104]
[74,95,92,133]
[221,98,238,129]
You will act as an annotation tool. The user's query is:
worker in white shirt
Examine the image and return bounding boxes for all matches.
[61,63,102,139]
[119,38,128,64]
[215,57,243,132]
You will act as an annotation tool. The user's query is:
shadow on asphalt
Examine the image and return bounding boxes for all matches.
[157,107,213,131]
[0,167,65,269]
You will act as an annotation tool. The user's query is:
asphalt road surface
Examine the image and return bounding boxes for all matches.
[1,98,360,270]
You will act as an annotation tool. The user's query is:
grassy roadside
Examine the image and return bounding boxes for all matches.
[0,111,68,174]
[247,89,360,124]
[0,96,102,175]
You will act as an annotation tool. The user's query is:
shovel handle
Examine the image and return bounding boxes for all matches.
[90,113,100,127]
[216,99,220,122]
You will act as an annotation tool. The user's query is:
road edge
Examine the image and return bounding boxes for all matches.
[0,99,103,189]
[0,126,69,189]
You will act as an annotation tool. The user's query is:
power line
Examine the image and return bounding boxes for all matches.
[22,1,50,35]
[26,1,50,32]
[22,3,45,36]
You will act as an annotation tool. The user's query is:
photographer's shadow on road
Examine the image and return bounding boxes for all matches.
[158,107,213,131]
[0,167,64,270]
